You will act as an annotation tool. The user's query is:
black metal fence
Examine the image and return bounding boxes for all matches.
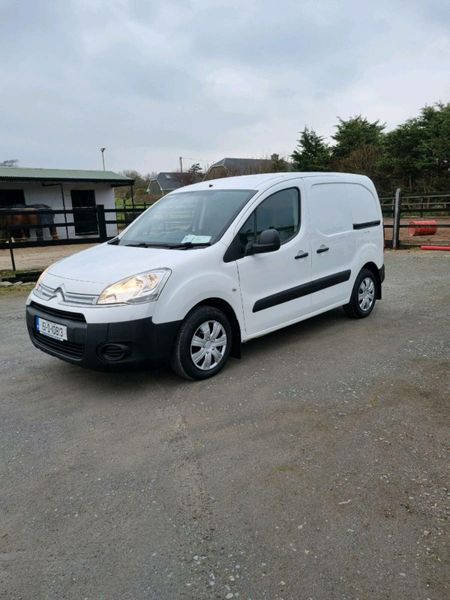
[380,190,450,248]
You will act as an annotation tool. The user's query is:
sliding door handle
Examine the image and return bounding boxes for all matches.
[316,246,329,254]
[294,251,309,260]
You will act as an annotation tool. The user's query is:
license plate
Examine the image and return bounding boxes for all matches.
[36,317,68,342]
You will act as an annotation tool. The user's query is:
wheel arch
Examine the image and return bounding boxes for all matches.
[188,297,242,358]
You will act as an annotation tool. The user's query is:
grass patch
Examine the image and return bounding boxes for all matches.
[0,269,41,282]
[0,284,34,297]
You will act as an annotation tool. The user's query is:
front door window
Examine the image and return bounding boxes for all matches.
[238,187,300,255]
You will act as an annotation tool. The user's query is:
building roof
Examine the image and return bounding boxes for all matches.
[0,167,134,187]
[209,157,273,173]
[153,172,184,191]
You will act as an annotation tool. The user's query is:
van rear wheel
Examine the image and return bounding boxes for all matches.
[343,268,377,319]
[171,306,232,380]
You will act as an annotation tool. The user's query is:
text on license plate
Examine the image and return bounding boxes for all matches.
[36,317,68,341]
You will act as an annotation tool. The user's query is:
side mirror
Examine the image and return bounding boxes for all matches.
[246,228,281,255]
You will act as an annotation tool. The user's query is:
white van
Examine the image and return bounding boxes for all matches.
[26,173,384,379]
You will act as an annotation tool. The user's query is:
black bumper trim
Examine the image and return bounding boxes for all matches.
[26,303,181,368]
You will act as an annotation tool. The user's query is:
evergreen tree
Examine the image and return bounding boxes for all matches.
[332,116,385,159]
[291,127,331,171]
[419,102,450,183]
[382,120,424,189]
[382,103,450,191]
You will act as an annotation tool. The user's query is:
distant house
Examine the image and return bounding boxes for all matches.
[0,166,133,239]
[204,156,278,180]
[147,172,184,195]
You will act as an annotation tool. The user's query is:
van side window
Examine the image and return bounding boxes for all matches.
[345,183,379,224]
[238,188,300,253]
[310,183,352,234]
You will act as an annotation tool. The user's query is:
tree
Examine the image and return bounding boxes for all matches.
[183,162,203,184]
[381,120,425,190]
[419,102,450,186]
[0,159,18,167]
[336,144,385,183]
[332,116,385,160]
[381,103,450,191]
[270,153,290,172]
[176,163,203,185]
[115,170,154,206]
[188,162,202,176]
[291,127,331,171]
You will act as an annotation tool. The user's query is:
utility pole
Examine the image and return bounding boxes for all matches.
[101,147,106,171]
[179,156,183,173]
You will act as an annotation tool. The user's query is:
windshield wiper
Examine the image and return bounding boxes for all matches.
[107,237,120,245]
[122,242,170,248]
[118,241,211,249]
[122,242,151,247]
[168,242,211,249]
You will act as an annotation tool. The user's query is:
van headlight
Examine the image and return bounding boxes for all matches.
[97,269,171,305]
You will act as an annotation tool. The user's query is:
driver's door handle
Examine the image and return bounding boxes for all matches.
[316,245,329,254]
[294,251,309,260]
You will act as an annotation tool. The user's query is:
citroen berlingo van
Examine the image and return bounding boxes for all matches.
[26,173,384,379]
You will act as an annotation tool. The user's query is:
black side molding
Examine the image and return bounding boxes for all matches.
[253,270,351,313]
[353,220,381,230]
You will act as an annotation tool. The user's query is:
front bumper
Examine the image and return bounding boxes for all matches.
[26,301,181,369]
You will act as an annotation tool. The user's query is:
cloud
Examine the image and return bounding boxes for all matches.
[0,0,448,173]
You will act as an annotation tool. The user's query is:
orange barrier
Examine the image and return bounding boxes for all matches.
[408,220,437,236]
[421,245,450,251]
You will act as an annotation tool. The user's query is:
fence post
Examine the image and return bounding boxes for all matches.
[7,230,16,271]
[97,204,107,242]
[392,188,402,249]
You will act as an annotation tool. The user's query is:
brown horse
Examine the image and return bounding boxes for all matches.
[0,207,59,241]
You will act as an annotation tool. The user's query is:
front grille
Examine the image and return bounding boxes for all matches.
[34,283,98,306]
[33,283,56,301]
[30,301,86,323]
[33,331,84,359]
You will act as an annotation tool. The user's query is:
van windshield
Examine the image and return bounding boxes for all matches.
[117,189,256,248]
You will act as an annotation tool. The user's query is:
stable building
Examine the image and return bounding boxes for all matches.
[0,167,134,239]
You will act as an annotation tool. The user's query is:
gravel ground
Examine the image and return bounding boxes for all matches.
[0,251,449,600]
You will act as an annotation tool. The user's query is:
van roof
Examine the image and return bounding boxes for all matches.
[171,172,372,193]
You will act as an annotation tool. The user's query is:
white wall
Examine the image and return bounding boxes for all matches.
[0,181,118,239]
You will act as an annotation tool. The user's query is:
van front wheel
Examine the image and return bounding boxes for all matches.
[343,268,377,319]
[171,306,232,380]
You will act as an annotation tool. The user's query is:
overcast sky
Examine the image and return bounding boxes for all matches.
[1,0,449,174]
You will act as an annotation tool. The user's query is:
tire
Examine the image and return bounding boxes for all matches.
[343,268,377,319]
[171,306,232,380]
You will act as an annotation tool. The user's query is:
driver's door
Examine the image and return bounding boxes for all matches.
[235,185,311,338]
